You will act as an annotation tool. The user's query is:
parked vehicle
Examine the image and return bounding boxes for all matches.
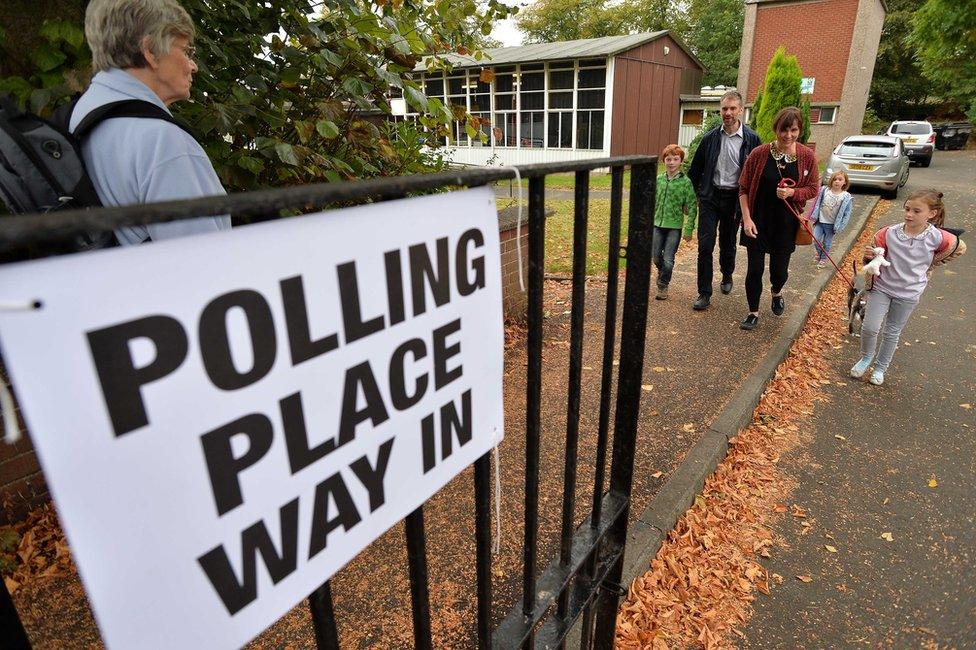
[886,120,935,166]
[933,122,972,150]
[823,135,909,199]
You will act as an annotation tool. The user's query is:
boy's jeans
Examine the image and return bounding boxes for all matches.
[813,221,836,261]
[652,226,682,288]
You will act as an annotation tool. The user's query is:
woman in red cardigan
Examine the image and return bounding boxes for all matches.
[737,107,819,330]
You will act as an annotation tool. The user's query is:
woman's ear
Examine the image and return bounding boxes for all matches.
[141,36,159,70]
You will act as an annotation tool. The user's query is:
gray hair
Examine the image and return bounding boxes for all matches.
[721,89,744,106]
[85,0,195,73]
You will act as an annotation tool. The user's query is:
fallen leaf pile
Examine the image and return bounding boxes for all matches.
[616,202,887,648]
[1,502,76,595]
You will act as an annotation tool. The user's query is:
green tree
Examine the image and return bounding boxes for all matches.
[0,0,513,192]
[800,98,811,143]
[753,47,802,143]
[910,0,976,119]
[749,88,763,130]
[685,0,742,87]
[516,0,690,44]
[868,0,940,121]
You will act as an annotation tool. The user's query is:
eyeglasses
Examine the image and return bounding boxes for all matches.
[177,44,197,60]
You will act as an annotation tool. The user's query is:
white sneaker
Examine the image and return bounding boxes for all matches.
[850,357,872,378]
[869,370,885,386]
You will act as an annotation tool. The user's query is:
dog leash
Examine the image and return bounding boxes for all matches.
[778,178,856,291]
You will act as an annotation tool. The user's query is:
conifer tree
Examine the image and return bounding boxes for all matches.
[800,98,812,143]
[754,47,802,143]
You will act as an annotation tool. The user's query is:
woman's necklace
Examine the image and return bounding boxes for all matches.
[770,141,797,172]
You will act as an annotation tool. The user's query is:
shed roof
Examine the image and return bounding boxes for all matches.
[416,31,698,72]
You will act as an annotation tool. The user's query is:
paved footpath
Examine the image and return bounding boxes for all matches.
[743,150,976,648]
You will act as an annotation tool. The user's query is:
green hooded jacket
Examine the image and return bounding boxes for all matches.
[654,170,698,237]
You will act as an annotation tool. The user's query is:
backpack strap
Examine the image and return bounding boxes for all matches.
[72,100,196,140]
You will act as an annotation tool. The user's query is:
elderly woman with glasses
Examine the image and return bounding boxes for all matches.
[69,0,229,244]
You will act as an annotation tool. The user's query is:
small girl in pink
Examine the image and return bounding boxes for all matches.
[850,189,966,385]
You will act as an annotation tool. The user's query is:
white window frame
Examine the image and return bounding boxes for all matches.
[814,105,838,125]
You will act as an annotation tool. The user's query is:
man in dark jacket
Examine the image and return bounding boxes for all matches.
[687,90,760,310]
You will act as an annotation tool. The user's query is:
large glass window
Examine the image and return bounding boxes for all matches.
[520,68,545,148]
[446,72,467,146]
[548,62,575,148]
[576,63,606,149]
[493,112,517,147]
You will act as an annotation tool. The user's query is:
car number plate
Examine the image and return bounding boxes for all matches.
[905,137,917,144]
[847,163,874,171]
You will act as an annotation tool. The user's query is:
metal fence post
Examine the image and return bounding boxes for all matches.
[589,161,655,648]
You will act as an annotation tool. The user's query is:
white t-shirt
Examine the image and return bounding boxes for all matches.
[818,189,844,224]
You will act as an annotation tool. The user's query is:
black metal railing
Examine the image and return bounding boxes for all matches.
[0,154,656,649]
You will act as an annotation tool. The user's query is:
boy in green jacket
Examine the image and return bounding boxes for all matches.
[653,144,698,300]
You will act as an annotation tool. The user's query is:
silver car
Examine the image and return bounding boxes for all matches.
[822,135,910,199]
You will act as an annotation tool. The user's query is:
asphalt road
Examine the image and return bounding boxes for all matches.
[743,150,976,647]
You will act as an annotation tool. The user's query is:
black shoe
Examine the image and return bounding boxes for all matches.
[771,295,785,316]
[720,276,733,295]
[740,314,759,330]
[693,295,710,311]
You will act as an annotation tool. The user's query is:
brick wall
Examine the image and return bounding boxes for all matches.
[747,0,859,104]
[0,374,48,525]
[499,218,529,321]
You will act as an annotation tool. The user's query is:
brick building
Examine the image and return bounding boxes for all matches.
[737,0,886,156]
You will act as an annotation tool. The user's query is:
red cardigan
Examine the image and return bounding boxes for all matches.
[738,143,819,218]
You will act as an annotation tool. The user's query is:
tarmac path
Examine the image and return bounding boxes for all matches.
[743,150,976,648]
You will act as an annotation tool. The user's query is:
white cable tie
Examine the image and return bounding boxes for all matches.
[1,380,21,445]
[0,300,41,312]
[492,443,502,555]
[500,166,526,293]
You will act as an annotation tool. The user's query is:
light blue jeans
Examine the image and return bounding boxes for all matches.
[859,290,919,372]
[812,221,836,262]
[652,227,682,288]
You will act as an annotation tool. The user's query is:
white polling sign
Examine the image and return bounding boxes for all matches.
[0,186,505,648]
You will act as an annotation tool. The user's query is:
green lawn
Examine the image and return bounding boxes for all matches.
[544,199,631,275]
[510,163,666,191]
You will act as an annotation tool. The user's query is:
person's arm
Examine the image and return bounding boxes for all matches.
[834,194,853,232]
[682,179,697,239]
[933,230,967,265]
[687,132,708,192]
[739,150,758,237]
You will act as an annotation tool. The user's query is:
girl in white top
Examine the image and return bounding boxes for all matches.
[850,189,966,385]
[809,171,854,268]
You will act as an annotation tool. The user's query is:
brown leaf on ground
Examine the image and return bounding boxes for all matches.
[0,503,76,594]
[615,203,886,647]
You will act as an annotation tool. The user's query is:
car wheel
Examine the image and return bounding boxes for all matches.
[921,156,932,168]
[883,187,898,200]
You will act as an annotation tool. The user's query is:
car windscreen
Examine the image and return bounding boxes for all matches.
[890,123,930,134]
[838,141,896,157]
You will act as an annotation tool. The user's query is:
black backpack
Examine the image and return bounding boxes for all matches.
[0,95,193,251]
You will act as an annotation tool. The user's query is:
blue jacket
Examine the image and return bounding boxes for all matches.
[809,187,853,233]
[687,123,761,203]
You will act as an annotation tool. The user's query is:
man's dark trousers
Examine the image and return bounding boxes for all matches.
[696,187,739,297]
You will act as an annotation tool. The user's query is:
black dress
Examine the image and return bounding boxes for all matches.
[740,154,799,253]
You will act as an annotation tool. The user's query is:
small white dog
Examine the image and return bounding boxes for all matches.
[860,247,891,276]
